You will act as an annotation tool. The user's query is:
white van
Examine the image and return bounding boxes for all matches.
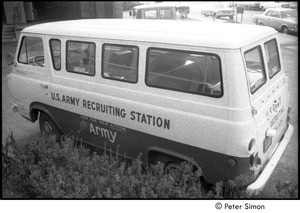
[8,19,294,195]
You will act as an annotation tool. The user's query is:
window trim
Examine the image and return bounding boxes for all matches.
[244,45,267,94]
[49,39,61,71]
[101,43,139,84]
[66,40,96,76]
[264,38,281,79]
[145,47,224,98]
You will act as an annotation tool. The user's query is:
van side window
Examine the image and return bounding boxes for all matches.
[244,46,266,93]
[102,44,139,83]
[18,36,44,67]
[50,39,61,70]
[159,9,172,19]
[66,41,95,76]
[264,39,281,78]
[144,10,157,19]
[146,48,222,97]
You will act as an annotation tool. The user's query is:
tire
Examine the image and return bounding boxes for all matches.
[281,26,289,34]
[39,112,62,141]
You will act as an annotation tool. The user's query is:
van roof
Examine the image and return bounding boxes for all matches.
[22,19,277,49]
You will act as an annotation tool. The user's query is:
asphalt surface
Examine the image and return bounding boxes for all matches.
[2,5,298,198]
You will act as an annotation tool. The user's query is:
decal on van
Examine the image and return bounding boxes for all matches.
[79,115,120,143]
[52,92,171,130]
[265,96,284,127]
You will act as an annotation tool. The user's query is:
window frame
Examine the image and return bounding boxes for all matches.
[244,45,267,94]
[101,43,139,84]
[49,38,61,71]
[65,40,96,76]
[145,47,224,98]
[264,38,281,79]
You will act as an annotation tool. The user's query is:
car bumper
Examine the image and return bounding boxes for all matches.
[246,123,294,196]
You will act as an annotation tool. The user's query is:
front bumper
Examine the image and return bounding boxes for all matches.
[246,123,294,196]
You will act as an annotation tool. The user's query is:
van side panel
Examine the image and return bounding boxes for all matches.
[43,104,251,184]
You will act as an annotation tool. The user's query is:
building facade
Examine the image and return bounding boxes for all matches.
[2,1,123,41]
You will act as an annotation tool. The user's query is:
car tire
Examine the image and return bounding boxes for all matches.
[281,26,289,34]
[39,112,62,141]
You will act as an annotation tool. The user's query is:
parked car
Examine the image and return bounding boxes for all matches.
[289,2,298,9]
[129,4,177,20]
[252,8,298,34]
[259,2,290,11]
[228,1,261,10]
[201,3,236,20]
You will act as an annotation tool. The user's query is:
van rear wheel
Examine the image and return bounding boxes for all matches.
[39,112,62,141]
[165,161,182,184]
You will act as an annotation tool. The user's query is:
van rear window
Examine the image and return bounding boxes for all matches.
[244,46,266,93]
[146,48,222,97]
[264,39,281,78]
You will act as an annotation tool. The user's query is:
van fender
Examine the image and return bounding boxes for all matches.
[29,102,63,133]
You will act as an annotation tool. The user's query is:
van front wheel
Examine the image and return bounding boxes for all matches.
[39,112,62,141]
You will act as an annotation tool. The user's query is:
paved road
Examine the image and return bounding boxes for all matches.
[2,3,298,198]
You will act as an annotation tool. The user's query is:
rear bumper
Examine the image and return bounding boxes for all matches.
[246,123,294,195]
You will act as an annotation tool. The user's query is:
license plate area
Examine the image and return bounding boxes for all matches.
[263,137,272,153]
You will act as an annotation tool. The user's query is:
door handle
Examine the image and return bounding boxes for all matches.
[41,83,48,89]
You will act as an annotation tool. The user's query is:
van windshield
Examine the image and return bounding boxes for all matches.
[18,36,44,67]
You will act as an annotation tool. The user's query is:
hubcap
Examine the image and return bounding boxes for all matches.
[43,121,53,134]
[166,164,181,184]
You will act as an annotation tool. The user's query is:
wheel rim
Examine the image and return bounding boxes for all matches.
[166,163,181,184]
[43,121,53,134]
